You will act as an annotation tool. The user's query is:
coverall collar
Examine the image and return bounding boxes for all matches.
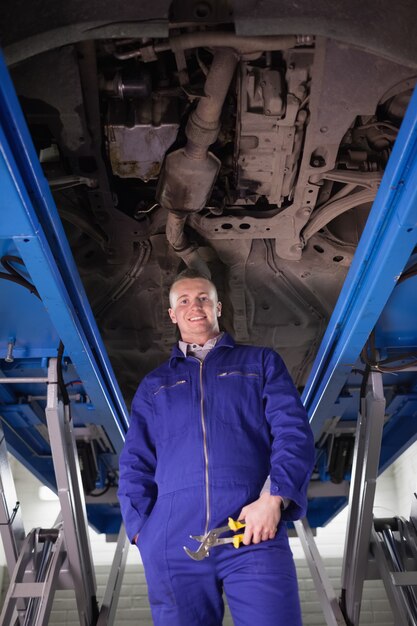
[169,332,235,366]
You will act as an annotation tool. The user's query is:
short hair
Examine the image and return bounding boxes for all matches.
[169,269,218,307]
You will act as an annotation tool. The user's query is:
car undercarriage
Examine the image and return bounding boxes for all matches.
[2,1,417,406]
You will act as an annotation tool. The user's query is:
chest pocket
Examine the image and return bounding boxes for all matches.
[214,365,263,429]
[151,375,192,440]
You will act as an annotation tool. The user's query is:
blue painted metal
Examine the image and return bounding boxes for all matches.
[0,259,60,359]
[299,85,417,526]
[374,254,417,351]
[302,84,417,440]
[0,50,129,533]
[0,52,128,440]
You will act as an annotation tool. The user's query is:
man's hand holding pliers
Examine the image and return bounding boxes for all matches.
[238,492,283,545]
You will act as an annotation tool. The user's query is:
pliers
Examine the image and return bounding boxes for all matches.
[184,517,246,561]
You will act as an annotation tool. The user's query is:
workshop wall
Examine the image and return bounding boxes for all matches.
[391,441,417,518]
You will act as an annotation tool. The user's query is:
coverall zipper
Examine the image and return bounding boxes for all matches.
[187,356,210,535]
[199,360,210,535]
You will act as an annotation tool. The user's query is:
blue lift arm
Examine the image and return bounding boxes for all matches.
[303,83,417,438]
[303,84,417,527]
[0,50,128,534]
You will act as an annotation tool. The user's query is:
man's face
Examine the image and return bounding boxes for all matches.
[168,278,221,345]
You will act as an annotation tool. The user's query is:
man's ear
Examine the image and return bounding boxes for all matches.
[217,301,222,317]
[168,308,177,324]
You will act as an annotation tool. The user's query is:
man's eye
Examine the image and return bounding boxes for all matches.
[200,296,208,302]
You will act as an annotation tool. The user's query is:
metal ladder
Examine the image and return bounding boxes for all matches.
[296,370,417,626]
[0,357,129,626]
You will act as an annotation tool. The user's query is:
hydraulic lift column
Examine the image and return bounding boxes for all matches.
[0,359,98,626]
[340,371,386,624]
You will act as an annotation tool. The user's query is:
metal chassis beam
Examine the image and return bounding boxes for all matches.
[340,371,386,625]
[0,422,25,574]
[97,524,130,626]
[0,422,27,623]
[0,528,66,626]
[294,517,347,626]
[370,526,416,626]
[410,494,417,534]
[45,358,98,625]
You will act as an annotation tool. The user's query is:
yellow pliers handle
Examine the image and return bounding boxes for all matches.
[228,517,245,548]
[228,517,245,531]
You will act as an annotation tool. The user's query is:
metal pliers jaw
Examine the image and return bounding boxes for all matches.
[184,518,245,561]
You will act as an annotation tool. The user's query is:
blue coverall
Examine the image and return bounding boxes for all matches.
[118,333,315,625]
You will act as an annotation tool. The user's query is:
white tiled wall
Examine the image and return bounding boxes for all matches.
[390,439,417,517]
[2,441,417,624]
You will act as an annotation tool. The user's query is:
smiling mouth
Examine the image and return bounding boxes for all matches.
[189,316,206,321]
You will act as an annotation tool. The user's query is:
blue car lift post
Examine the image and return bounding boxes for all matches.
[1,44,417,626]
[0,49,130,626]
[295,79,417,626]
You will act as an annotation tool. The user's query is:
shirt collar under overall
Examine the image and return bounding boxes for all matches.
[169,331,235,366]
[178,332,224,361]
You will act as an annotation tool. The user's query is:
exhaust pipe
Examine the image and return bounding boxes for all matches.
[157,48,238,272]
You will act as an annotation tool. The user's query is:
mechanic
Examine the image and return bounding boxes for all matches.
[118,268,315,626]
